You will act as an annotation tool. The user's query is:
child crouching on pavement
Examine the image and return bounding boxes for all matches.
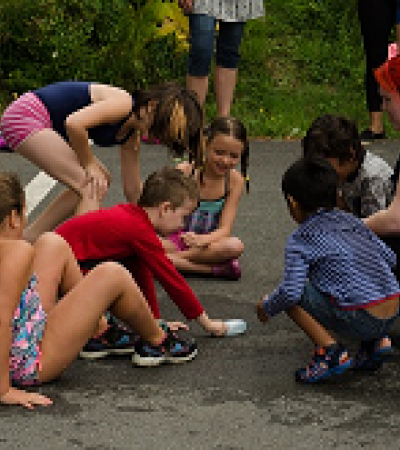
[256,157,400,383]
[302,114,393,218]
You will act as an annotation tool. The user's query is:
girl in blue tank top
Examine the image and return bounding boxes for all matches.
[161,117,249,280]
[0,80,203,243]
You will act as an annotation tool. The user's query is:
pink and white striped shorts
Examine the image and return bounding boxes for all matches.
[0,92,52,151]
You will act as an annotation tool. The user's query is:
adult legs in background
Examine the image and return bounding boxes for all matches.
[186,14,215,107]
[358,0,396,142]
[186,14,245,117]
[214,21,245,117]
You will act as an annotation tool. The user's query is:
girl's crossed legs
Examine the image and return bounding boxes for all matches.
[163,234,244,276]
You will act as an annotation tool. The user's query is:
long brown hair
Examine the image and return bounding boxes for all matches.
[133,82,205,169]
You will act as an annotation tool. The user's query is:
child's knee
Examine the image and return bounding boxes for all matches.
[34,231,69,253]
[225,237,244,258]
[93,261,131,285]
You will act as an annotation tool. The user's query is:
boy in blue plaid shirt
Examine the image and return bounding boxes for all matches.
[256,157,400,383]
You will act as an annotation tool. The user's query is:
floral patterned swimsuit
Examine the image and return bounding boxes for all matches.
[9,274,47,386]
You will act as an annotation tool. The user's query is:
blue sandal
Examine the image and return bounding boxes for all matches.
[352,336,394,371]
[296,343,353,383]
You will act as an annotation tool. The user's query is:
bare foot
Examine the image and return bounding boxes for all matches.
[165,321,189,332]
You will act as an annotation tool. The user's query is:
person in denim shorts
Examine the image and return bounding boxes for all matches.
[178,0,264,117]
[256,157,400,383]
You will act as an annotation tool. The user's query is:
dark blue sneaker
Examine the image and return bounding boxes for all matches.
[295,343,353,383]
[132,331,198,367]
[80,318,138,359]
[352,336,394,371]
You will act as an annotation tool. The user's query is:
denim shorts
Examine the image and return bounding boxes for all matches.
[299,282,399,342]
[188,14,245,76]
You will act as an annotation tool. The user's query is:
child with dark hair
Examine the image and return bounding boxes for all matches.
[256,157,400,383]
[56,167,246,359]
[302,114,393,218]
[0,80,204,243]
[161,117,249,280]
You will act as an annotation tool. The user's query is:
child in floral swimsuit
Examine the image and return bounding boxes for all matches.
[10,275,46,386]
[0,172,197,409]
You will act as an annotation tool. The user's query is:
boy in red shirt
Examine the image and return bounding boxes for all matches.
[56,167,246,358]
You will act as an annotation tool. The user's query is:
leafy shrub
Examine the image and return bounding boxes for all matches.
[0,0,187,99]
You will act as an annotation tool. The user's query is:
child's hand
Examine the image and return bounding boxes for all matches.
[84,159,109,201]
[0,387,53,410]
[166,321,189,331]
[256,298,270,323]
[181,232,209,248]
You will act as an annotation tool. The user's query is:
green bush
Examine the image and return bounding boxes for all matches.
[0,0,186,102]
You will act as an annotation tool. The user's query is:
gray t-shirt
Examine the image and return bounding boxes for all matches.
[192,0,265,21]
[341,150,393,218]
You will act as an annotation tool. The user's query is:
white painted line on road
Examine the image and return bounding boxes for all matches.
[25,172,57,216]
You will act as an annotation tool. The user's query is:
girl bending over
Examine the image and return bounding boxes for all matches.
[0,81,203,243]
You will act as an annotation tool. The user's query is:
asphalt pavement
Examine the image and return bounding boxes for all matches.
[1,139,400,449]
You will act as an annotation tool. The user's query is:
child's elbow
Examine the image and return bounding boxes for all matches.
[228,237,244,258]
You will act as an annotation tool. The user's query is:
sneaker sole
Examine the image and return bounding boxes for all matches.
[132,348,198,367]
[79,348,136,359]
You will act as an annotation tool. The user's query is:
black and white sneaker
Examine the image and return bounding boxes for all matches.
[80,318,138,359]
[132,331,198,367]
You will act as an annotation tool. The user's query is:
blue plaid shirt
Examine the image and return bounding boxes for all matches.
[263,209,400,317]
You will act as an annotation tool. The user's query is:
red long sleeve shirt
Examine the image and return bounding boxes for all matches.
[55,204,204,320]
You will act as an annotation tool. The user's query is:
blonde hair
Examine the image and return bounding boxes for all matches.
[134,82,205,169]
